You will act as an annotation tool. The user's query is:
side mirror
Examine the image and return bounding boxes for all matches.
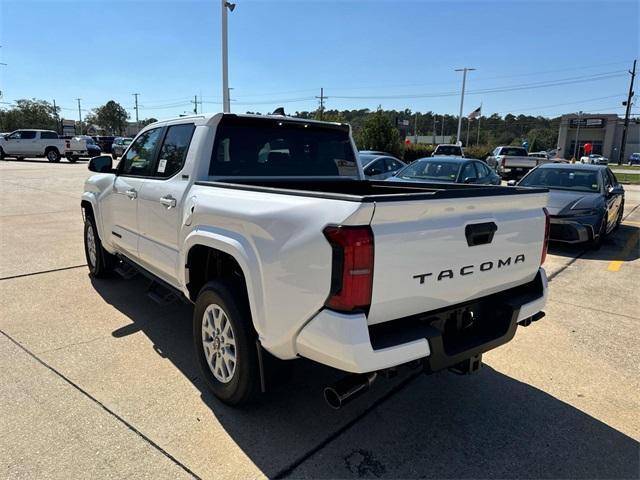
[506,180,517,187]
[608,185,623,196]
[88,155,113,173]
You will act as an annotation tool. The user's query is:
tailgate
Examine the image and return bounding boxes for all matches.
[504,156,537,168]
[367,191,547,325]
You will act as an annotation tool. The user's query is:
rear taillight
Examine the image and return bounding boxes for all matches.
[541,207,550,265]
[323,226,374,312]
[500,157,506,167]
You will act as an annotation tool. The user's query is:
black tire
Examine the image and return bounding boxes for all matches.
[84,216,114,278]
[16,156,25,161]
[613,202,624,232]
[68,156,79,163]
[45,148,61,162]
[193,280,261,406]
[0,147,5,160]
[591,217,607,249]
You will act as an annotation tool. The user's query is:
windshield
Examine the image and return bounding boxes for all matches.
[123,139,132,145]
[397,160,460,181]
[519,168,601,193]
[435,145,462,156]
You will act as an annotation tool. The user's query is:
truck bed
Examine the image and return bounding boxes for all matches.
[196,178,547,202]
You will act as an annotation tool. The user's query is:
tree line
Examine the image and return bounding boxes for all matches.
[1,99,560,158]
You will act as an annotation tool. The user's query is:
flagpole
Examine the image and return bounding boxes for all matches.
[476,103,482,145]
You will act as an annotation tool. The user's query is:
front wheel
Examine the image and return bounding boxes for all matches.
[68,156,79,163]
[84,216,114,277]
[193,281,261,406]
[0,147,5,160]
[613,202,624,231]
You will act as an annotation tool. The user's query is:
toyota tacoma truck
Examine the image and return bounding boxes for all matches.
[81,113,549,408]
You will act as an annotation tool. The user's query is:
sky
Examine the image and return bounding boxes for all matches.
[0,0,638,123]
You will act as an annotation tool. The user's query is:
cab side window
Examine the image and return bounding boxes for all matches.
[20,131,36,140]
[155,124,195,178]
[119,128,163,176]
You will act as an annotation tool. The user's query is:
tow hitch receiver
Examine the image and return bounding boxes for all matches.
[448,353,483,375]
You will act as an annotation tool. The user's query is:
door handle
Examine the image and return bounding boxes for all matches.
[160,195,177,209]
[125,189,137,199]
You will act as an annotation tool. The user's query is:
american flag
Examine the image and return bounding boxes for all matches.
[467,105,482,119]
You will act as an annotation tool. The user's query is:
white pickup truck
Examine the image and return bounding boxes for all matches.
[0,129,66,162]
[487,146,545,179]
[82,113,549,408]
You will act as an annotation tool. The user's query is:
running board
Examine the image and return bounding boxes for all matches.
[147,281,179,306]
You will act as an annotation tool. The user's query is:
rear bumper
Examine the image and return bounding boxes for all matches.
[296,268,547,374]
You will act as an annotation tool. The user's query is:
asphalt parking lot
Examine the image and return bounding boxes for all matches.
[1,158,639,479]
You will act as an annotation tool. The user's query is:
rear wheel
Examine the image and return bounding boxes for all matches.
[193,280,261,406]
[46,148,61,162]
[68,156,79,163]
[0,147,5,160]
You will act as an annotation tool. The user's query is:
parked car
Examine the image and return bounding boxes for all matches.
[358,150,391,156]
[360,154,406,179]
[66,135,102,162]
[0,129,66,162]
[388,156,501,185]
[528,151,549,160]
[580,154,608,165]
[111,137,133,159]
[82,113,548,408]
[511,163,624,247]
[487,146,543,179]
[95,136,115,154]
[627,152,640,165]
[432,144,464,157]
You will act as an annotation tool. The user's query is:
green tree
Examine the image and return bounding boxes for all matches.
[0,99,59,132]
[90,100,130,135]
[356,107,402,157]
[139,117,158,128]
[526,127,558,151]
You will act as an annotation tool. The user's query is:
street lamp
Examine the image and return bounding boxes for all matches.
[221,1,236,113]
[455,67,475,145]
[573,111,583,160]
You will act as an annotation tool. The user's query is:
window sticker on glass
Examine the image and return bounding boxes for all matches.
[158,158,167,173]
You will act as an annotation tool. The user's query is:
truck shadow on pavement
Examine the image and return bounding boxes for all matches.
[93,277,639,479]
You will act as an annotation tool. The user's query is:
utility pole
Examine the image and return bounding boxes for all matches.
[414,112,418,144]
[52,99,60,134]
[76,98,82,134]
[619,59,636,165]
[192,95,198,114]
[455,67,475,144]
[132,93,140,131]
[221,1,235,113]
[315,88,326,120]
[573,110,583,160]
[432,115,437,145]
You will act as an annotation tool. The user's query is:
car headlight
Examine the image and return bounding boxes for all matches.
[570,208,599,216]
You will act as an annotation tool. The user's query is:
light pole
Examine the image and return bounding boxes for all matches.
[455,67,475,145]
[572,111,583,160]
[221,1,236,113]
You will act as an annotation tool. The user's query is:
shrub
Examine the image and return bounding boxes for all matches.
[402,144,435,162]
[463,145,494,161]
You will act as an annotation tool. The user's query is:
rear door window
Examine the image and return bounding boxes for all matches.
[20,131,36,140]
[40,131,59,139]
[155,124,195,178]
[460,162,477,182]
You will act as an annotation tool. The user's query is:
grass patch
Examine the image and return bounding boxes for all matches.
[610,164,640,171]
[615,172,640,184]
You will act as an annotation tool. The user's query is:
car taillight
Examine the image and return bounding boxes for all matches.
[323,226,374,312]
[500,157,506,167]
[541,207,550,265]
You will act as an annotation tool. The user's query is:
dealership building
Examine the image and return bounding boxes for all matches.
[557,113,640,162]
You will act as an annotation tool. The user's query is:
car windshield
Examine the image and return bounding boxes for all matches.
[397,160,460,181]
[519,168,601,193]
[123,139,132,145]
[435,146,461,155]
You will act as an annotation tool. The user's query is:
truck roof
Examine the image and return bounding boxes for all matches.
[150,112,347,129]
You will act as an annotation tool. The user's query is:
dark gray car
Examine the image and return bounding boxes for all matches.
[387,156,501,185]
[515,163,624,246]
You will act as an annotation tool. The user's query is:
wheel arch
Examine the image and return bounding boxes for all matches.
[181,229,265,338]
